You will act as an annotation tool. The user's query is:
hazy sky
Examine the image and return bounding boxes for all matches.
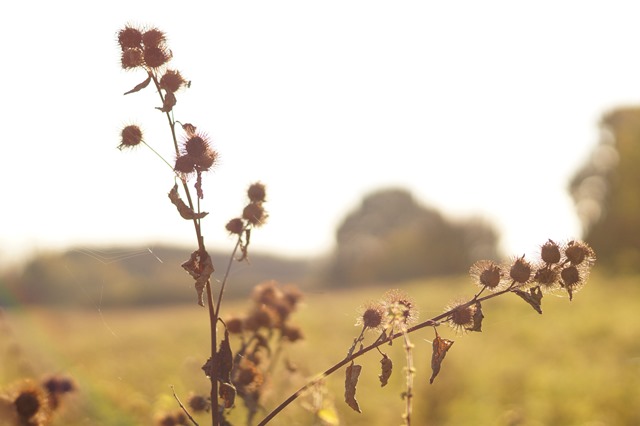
[1,1,639,268]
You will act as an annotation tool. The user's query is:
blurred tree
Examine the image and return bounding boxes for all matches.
[569,107,640,272]
[323,188,499,286]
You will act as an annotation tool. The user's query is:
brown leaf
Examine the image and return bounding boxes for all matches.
[181,249,214,306]
[429,331,454,384]
[156,90,177,112]
[123,72,151,95]
[344,363,362,413]
[216,329,233,383]
[168,184,208,220]
[466,301,484,332]
[379,354,393,387]
[513,286,543,314]
[219,382,236,409]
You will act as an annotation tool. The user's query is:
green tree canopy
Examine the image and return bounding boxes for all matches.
[323,188,499,286]
[570,107,640,272]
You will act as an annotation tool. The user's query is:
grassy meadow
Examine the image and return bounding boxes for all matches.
[1,271,639,426]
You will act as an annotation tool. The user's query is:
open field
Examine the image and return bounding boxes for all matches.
[1,272,639,425]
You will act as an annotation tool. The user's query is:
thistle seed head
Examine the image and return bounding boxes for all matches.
[247,182,267,203]
[117,25,143,49]
[243,203,267,227]
[225,218,244,235]
[119,125,143,149]
[540,239,562,264]
[565,240,595,266]
[509,255,532,285]
[470,260,503,291]
[142,27,166,49]
[159,69,186,93]
[120,47,145,69]
[143,45,171,69]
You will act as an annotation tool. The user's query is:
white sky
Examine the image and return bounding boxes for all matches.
[1,1,639,268]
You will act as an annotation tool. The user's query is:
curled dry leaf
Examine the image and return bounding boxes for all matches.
[157,90,177,112]
[123,71,152,95]
[168,184,208,220]
[379,354,393,387]
[344,362,362,413]
[181,249,214,306]
[466,301,484,332]
[216,329,233,384]
[513,286,543,314]
[429,331,454,384]
[219,382,236,409]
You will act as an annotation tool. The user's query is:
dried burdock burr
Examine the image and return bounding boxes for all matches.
[118,124,143,150]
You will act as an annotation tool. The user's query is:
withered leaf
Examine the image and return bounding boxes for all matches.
[156,90,177,112]
[344,363,362,413]
[219,382,236,409]
[466,301,484,332]
[123,72,151,95]
[168,184,208,220]
[181,249,214,306]
[217,329,233,383]
[513,286,543,314]
[429,332,454,384]
[379,354,393,387]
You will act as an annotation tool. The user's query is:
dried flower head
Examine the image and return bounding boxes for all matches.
[184,134,209,157]
[225,317,244,334]
[540,239,562,264]
[564,240,596,266]
[159,69,186,93]
[383,289,417,327]
[7,380,51,425]
[188,394,209,413]
[533,265,561,292]
[356,301,386,331]
[509,255,532,285]
[142,27,166,48]
[243,203,267,227]
[119,125,143,150]
[560,264,590,300]
[446,300,478,333]
[143,45,171,69]
[225,218,245,235]
[118,25,143,49]
[469,260,504,291]
[248,182,267,203]
[233,359,264,396]
[174,154,196,177]
[281,324,304,342]
[121,47,145,69]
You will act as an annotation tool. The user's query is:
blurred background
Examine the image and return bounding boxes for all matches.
[1,1,639,425]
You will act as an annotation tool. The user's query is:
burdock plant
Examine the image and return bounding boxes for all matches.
[116,25,596,426]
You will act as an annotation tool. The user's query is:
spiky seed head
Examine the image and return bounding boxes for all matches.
[143,45,171,68]
[470,260,503,290]
[251,280,282,306]
[356,302,386,330]
[383,289,417,326]
[159,69,186,93]
[243,203,267,227]
[174,155,196,176]
[11,381,50,423]
[561,265,581,287]
[565,241,595,266]
[534,266,561,291]
[194,149,218,172]
[225,218,244,235]
[118,26,143,49]
[188,395,209,413]
[142,27,166,48]
[541,240,562,264]
[119,125,143,149]
[233,359,264,395]
[121,48,145,69]
[184,135,208,157]
[247,182,267,203]
[225,317,244,334]
[281,284,303,309]
[510,255,532,285]
[449,304,474,331]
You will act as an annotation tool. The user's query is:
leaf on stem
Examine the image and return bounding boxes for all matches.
[219,382,236,409]
[429,331,454,384]
[512,285,543,314]
[379,354,393,387]
[466,301,484,332]
[156,90,177,112]
[123,71,151,95]
[181,249,214,306]
[344,362,363,413]
[168,184,208,220]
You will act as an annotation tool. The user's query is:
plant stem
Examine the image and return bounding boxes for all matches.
[402,330,414,426]
[256,285,518,425]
